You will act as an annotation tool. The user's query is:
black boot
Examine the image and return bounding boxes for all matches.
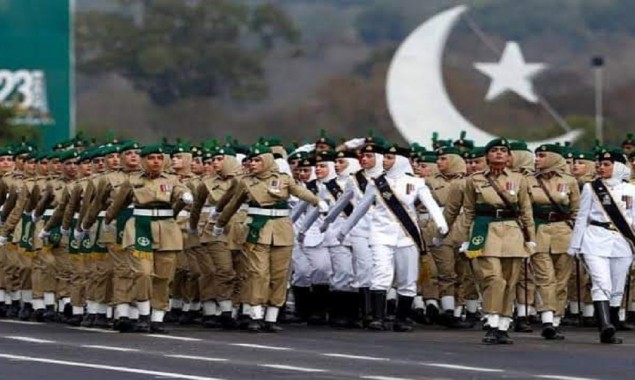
[611,307,635,331]
[596,301,621,344]
[135,315,151,333]
[393,295,414,332]
[81,314,96,328]
[31,308,45,322]
[368,290,387,331]
[115,316,135,333]
[496,329,514,344]
[262,321,283,333]
[446,310,474,329]
[386,296,397,322]
[514,316,533,333]
[164,308,182,324]
[425,303,440,325]
[6,301,20,319]
[93,313,112,329]
[329,291,348,328]
[66,314,83,327]
[541,323,564,340]
[18,303,34,321]
[42,305,58,322]
[219,311,237,329]
[358,287,372,327]
[291,286,311,323]
[150,322,168,334]
[307,285,329,325]
[247,319,263,333]
[481,327,498,345]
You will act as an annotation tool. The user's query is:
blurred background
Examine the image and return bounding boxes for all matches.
[3,0,635,149]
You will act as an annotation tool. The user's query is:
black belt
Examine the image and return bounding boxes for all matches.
[475,208,516,219]
[534,211,570,223]
[589,220,617,231]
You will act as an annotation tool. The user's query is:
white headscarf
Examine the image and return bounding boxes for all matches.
[606,161,632,187]
[339,158,361,179]
[386,155,412,179]
[318,162,337,183]
[275,158,292,176]
[365,153,384,177]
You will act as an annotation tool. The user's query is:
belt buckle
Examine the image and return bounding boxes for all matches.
[495,209,503,218]
[152,209,159,217]
[548,212,556,222]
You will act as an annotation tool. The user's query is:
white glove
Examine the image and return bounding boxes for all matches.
[432,237,443,247]
[0,235,7,246]
[567,247,580,257]
[458,241,469,253]
[344,137,366,149]
[525,241,537,249]
[212,226,224,238]
[208,209,220,223]
[31,211,41,223]
[318,200,329,214]
[181,192,194,205]
[336,231,346,243]
[38,229,51,240]
[438,226,449,236]
[60,227,70,237]
[74,228,86,242]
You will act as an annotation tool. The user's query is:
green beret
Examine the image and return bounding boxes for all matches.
[288,151,308,162]
[213,146,236,157]
[298,155,315,167]
[201,149,214,161]
[363,135,390,150]
[35,151,51,162]
[485,138,511,153]
[59,149,80,162]
[13,144,36,157]
[436,146,462,156]
[622,133,635,147]
[0,147,14,157]
[535,144,563,156]
[315,150,337,163]
[509,140,529,152]
[465,147,486,159]
[573,151,595,161]
[24,150,39,161]
[101,143,121,156]
[360,143,385,155]
[416,154,438,164]
[262,137,283,148]
[78,149,93,163]
[247,144,271,159]
[315,131,336,149]
[190,146,203,158]
[336,150,358,160]
[119,140,141,152]
[140,144,165,157]
[597,148,627,164]
[453,131,474,149]
[171,142,191,157]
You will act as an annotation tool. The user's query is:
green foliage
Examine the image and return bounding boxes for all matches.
[77,0,300,105]
[0,106,42,147]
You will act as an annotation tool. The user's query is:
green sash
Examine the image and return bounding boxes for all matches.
[246,201,289,244]
[42,215,62,247]
[68,219,80,254]
[116,208,133,245]
[93,218,108,253]
[133,211,173,252]
[466,204,515,258]
[18,214,34,251]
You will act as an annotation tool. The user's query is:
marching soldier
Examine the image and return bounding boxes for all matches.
[0,147,15,316]
[214,145,324,332]
[528,144,580,340]
[462,138,536,344]
[103,144,193,333]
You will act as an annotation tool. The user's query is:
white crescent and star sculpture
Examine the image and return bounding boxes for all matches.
[386,5,583,149]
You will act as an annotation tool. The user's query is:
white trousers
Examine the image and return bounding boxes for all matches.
[351,236,373,288]
[370,244,418,297]
[328,244,355,291]
[304,245,333,285]
[584,255,633,307]
[291,245,312,287]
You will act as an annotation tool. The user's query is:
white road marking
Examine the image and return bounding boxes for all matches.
[535,376,599,380]
[0,320,45,326]
[259,364,327,373]
[422,363,504,373]
[81,345,139,352]
[4,336,55,344]
[231,343,290,351]
[323,353,390,361]
[144,334,202,342]
[66,326,118,333]
[0,354,224,380]
[165,354,229,362]
[361,376,414,380]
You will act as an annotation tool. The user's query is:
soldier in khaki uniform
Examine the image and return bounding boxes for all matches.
[528,144,580,340]
[0,147,15,316]
[79,141,142,332]
[462,138,536,344]
[215,145,323,332]
[0,146,39,320]
[104,144,193,333]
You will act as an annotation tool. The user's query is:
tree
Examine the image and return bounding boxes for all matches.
[77,0,300,105]
[354,0,407,45]
[0,106,41,146]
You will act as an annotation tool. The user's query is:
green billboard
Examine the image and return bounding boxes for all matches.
[0,0,73,147]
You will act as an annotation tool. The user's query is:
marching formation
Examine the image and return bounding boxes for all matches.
[1,131,635,346]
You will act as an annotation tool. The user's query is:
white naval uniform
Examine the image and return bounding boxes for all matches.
[290,193,312,288]
[570,175,635,306]
[339,156,448,297]
[300,180,333,286]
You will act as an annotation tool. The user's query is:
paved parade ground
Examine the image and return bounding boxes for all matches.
[0,320,633,380]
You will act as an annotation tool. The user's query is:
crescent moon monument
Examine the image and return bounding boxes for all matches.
[386,5,583,149]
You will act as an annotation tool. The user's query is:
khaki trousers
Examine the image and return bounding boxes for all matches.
[53,246,72,299]
[92,253,113,304]
[458,255,481,302]
[0,245,5,292]
[532,252,573,316]
[16,249,34,291]
[243,243,292,307]
[4,244,22,292]
[477,256,522,317]
[430,244,457,299]
[198,243,216,302]
[171,250,189,301]
[129,249,177,311]
[31,247,57,298]
[201,240,237,302]
[417,254,439,300]
[69,255,86,307]
[515,258,535,307]
[108,243,134,305]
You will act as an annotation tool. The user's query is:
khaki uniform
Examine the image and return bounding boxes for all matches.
[463,168,535,318]
[105,172,189,312]
[216,167,319,315]
[527,172,580,317]
[30,174,56,306]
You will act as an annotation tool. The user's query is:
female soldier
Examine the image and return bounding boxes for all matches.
[462,138,536,345]
[528,144,580,340]
[569,149,635,344]
[214,145,324,332]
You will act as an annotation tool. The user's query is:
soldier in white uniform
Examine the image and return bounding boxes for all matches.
[568,149,635,344]
[337,144,448,332]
